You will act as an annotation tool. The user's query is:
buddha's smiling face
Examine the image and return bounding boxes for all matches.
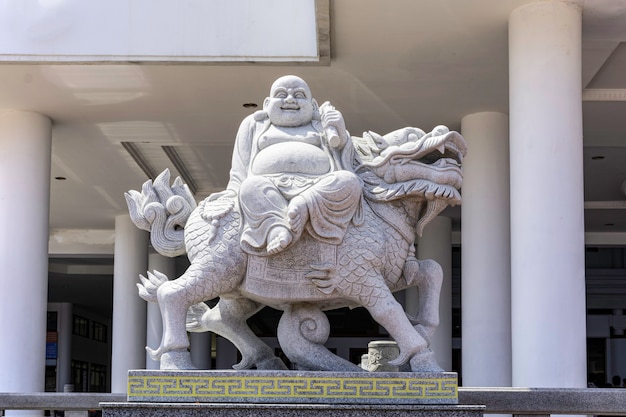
[265,75,315,127]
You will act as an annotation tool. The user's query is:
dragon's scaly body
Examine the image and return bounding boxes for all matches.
[127,125,466,372]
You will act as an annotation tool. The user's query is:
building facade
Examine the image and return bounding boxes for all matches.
[1,0,625,396]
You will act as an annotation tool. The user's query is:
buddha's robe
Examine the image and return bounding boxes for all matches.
[225,112,363,255]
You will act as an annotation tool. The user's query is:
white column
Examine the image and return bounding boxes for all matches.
[460,112,511,387]
[111,215,148,392]
[415,216,452,371]
[216,337,238,370]
[610,309,626,382]
[610,339,626,383]
[509,1,586,388]
[190,333,213,369]
[0,111,52,400]
[57,303,73,391]
[146,252,175,370]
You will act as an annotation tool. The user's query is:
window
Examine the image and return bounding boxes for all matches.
[90,364,107,392]
[73,315,89,337]
[92,321,107,342]
[71,360,89,392]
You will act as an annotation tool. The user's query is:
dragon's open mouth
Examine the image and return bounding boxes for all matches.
[355,126,467,235]
[364,130,466,188]
[417,143,464,166]
[373,129,466,167]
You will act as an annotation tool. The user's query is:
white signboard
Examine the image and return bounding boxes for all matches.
[0,0,321,62]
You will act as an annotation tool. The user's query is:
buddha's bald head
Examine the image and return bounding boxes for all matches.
[269,75,311,97]
[264,75,317,127]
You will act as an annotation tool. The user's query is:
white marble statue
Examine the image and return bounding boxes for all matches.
[125,75,467,372]
[214,75,362,256]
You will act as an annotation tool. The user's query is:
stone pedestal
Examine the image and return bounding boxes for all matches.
[125,370,458,404]
[100,370,483,417]
[102,402,484,417]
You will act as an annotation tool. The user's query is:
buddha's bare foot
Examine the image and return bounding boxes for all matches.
[267,226,293,255]
[288,196,309,234]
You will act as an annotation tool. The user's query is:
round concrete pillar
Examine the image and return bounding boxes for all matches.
[416,216,452,371]
[0,111,52,398]
[57,303,73,391]
[111,214,148,392]
[190,332,213,369]
[509,1,586,388]
[461,111,511,387]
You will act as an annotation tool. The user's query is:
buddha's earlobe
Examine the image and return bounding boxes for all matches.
[312,98,321,120]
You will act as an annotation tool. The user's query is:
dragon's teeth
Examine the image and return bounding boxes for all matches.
[437,145,445,154]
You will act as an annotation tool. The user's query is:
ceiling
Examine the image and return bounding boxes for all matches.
[0,0,624,232]
[2,1,625,315]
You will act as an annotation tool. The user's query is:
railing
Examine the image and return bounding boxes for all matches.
[0,393,124,417]
[1,388,625,416]
[459,388,626,416]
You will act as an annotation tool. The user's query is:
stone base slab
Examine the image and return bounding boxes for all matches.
[127,370,458,405]
[102,402,483,417]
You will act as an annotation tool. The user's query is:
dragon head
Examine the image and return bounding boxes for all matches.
[353,125,467,235]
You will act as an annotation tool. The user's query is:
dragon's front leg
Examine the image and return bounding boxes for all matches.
[403,256,443,343]
[363,287,427,365]
[364,285,443,372]
[327,257,442,372]
[139,254,246,370]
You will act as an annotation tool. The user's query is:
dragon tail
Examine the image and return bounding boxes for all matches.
[125,168,197,257]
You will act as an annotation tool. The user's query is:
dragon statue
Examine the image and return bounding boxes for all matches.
[125,75,466,372]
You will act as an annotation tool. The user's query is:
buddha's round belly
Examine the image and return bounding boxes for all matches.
[251,142,331,175]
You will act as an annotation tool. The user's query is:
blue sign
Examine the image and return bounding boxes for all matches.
[46,342,57,359]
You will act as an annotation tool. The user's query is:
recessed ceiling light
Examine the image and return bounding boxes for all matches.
[242,103,258,109]
[591,155,605,160]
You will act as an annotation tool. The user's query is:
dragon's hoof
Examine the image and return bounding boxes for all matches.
[160,350,197,370]
[232,357,255,370]
[146,346,162,361]
[409,348,444,372]
[389,341,425,367]
[256,356,289,370]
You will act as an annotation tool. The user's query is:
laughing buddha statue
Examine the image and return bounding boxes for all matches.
[209,75,363,255]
